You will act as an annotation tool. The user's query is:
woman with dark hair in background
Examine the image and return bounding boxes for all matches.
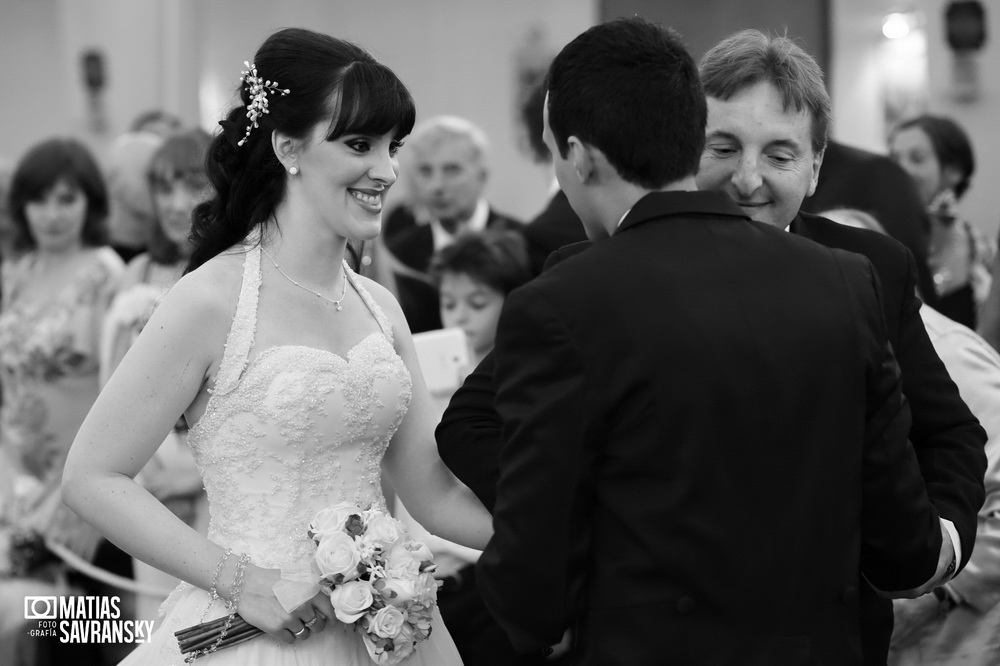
[63,27,488,665]
[0,137,123,664]
[889,114,995,328]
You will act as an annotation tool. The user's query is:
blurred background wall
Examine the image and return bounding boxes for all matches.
[0,0,994,237]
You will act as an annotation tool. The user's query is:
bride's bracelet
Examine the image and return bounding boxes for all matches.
[198,547,232,623]
[208,548,232,603]
[185,552,250,663]
[226,553,251,612]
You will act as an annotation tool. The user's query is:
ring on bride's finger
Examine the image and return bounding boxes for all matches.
[292,627,308,637]
[304,617,319,628]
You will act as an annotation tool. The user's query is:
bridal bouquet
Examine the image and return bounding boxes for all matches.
[176,503,439,664]
[311,502,439,663]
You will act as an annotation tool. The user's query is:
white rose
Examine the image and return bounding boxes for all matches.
[368,605,406,639]
[327,580,374,623]
[361,623,417,665]
[405,540,433,564]
[364,515,403,550]
[309,503,362,539]
[384,542,420,579]
[378,577,416,608]
[316,531,361,582]
[412,572,440,606]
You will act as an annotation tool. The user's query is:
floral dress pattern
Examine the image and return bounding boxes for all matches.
[0,248,123,551]
[0,248,122,664]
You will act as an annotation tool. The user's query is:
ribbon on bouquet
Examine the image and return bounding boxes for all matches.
[272,559,323,612]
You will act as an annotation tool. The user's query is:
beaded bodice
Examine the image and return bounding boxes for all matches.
[188,246,412,569]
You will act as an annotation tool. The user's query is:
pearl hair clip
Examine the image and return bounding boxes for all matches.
[236,61,290,147]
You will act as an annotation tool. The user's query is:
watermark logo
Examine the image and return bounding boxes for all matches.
[23,595,155,644]
[24,596,58,620]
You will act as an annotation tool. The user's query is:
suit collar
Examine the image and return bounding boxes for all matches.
[616,191,748,234]
[788,211,826,238]
[430,198,491,251]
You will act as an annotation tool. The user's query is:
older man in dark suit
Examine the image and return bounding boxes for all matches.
[382,116,521,333]
[469,18,947,665]
[694,29,987,664]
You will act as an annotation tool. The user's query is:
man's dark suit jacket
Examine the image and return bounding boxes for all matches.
[382,205,522,333]
[467,191,942,665]
[439,208,987,664]
[520,190,587,276]
[437,214,985,664]
[790,212,987,664]
[802,141,938,308]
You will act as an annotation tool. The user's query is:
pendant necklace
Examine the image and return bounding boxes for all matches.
[262,247,348,311]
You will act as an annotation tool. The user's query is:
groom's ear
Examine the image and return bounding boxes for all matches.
[566,136,595,184]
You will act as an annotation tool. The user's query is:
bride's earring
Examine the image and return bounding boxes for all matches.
[288,165,299,176]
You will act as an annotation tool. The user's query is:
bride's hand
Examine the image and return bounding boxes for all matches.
[234,565,330,643]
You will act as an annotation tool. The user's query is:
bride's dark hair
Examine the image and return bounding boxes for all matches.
[187,27,416,272]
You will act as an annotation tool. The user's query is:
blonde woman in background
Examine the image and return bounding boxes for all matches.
[100,128,213,625]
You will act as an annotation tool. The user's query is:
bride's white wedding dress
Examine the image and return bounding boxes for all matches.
[121,246,462,665]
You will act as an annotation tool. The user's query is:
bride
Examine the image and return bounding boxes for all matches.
[62,27,491,664]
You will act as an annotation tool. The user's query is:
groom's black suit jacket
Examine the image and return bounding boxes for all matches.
[465,191,942,665]
[440,209,987,664]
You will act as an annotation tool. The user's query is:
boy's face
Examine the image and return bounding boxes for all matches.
[439,272,505,359]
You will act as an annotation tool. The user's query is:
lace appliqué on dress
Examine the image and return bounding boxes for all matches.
[184,248,412,573]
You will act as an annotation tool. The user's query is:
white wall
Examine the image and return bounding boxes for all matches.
[830,0,999,239]
[0,0,597,222]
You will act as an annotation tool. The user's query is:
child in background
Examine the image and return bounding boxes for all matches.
[430,229,532,367]
[414,229,531,665]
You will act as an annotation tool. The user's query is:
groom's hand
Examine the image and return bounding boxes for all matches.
[545,629,573,660]
[875,520,956,599]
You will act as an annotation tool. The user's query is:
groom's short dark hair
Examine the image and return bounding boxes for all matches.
[545,17,706,189]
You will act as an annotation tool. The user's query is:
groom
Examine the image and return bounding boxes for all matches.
[475,17,945,665]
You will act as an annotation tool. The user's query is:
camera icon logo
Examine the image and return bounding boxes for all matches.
[24,596,58,620]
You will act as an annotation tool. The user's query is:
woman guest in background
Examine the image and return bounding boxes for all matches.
[100,128,213,625]
[62,27,489,665]
[889,114,995,328]
[0,138,124,664]
[101,129,211,384]
[978,232,1000,353]
[432,229,532,368]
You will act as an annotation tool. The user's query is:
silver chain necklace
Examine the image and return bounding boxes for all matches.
[261,247,348,311]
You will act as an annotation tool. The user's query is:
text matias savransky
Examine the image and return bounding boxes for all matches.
[24,595,155,644]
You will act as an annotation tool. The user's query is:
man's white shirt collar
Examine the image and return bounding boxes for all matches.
[430,198,490,251]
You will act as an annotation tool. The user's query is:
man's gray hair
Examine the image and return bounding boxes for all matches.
[409,115,490,163]
[699,29,831,155]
